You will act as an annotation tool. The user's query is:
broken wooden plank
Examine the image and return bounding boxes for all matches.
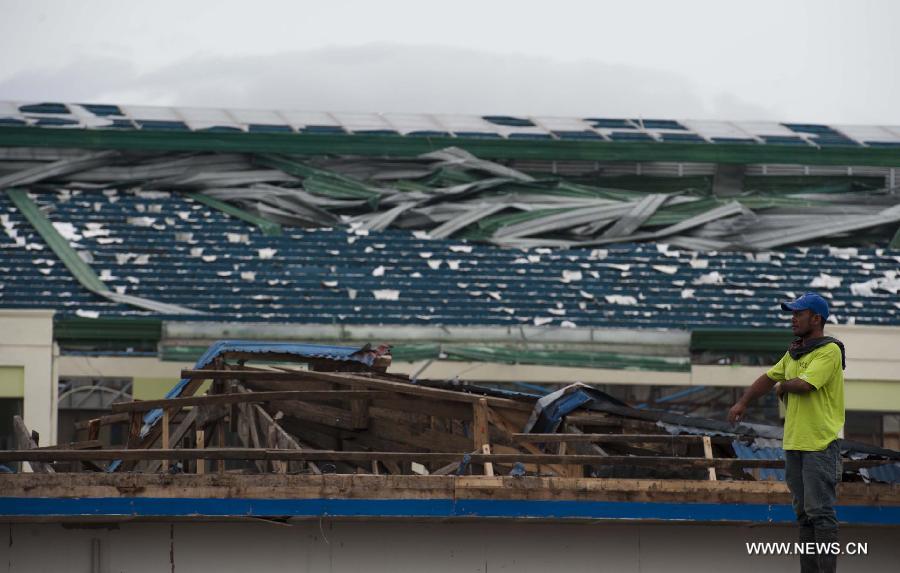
[12,416,54,473]
[74,412,129,431]
[110,390,386,413]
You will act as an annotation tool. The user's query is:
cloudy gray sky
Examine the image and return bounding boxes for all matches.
[1,0,897,124]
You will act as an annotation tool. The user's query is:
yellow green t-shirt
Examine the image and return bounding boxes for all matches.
[766,343,845,451]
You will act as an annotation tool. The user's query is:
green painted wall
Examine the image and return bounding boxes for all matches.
[845,380,900,412]
[0,366,25,398]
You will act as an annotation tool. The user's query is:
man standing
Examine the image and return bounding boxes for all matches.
[728,292,846,573]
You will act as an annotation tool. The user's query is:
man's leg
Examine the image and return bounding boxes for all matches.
[785,449,818,573]
[803,440,842,573]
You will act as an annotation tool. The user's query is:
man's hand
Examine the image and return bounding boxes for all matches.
[727,373,777,424]
[727,402,746,424]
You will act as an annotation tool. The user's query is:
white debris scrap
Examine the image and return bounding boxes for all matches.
[605,295,638,305]
[850,275,900,297]
[681,289,696,299]
[447,260,461,270]
[240,271,256,281]
[372,265,385,277]
[449,245,472,253]
[561,270,582,282]
[82,223,110,238]
[427,260,442,270]
[75,309,100,319]
[533,317,554,326]
[810,273,842,289]
[52,222,81,241]
[828,247,858,260]
[127,217,156,227]
[373,289,400,301]
[652,265,678,275]
[724,289,756,297]
[689,259,709,269]
[258,248,277,260]
[693,271,725,285]
[560,320,577,328]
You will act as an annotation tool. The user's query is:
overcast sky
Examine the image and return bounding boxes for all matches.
[1,0,898,124]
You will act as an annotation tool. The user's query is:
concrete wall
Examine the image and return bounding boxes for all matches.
[0,310,55,444]
[1,520,896,572]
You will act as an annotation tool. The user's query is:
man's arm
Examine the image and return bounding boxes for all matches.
[779,378,815,395]
[728,373,778,423]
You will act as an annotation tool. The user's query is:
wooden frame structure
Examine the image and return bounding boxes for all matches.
[3,348,897,484]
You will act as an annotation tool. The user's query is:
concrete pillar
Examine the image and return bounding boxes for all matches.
[0,309,56,445]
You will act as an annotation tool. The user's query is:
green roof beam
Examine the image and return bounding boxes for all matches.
[3,126,900,168]
[187,192,282,236]
[6,188,108,293]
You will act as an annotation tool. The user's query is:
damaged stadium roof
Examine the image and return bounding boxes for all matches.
[0,100,899,324]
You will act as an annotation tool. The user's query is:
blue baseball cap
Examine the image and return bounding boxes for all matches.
[780,292,829,321]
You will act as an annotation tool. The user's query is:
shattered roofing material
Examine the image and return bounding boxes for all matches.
[1,145,898,250]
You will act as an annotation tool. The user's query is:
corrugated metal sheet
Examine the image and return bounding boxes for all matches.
[732,440,786,481]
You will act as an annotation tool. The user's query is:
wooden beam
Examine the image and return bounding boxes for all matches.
[161,410,170,472]
[703,436,717,481]
[3,473,899,508]
[144,408,198,474]
[35,440,102,451]
[487,408,568,477]
[2,448,893,471]
[196,430,205,475]
[512,433,708,443]
[110,391,386,413]
[180,369,532,411]
[472,398,493,476]
[350,383,370,430]
[74,413,129,431]
[241,384,321,475]
[217,422,226,474]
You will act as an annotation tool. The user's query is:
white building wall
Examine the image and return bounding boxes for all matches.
[1,521,896,572]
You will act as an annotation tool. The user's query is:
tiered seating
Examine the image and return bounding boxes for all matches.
[1,189,898,328]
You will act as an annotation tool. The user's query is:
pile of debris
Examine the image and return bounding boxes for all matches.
[3,341,898,482]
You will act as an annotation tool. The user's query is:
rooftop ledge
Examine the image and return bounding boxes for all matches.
[2,474,898,526]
